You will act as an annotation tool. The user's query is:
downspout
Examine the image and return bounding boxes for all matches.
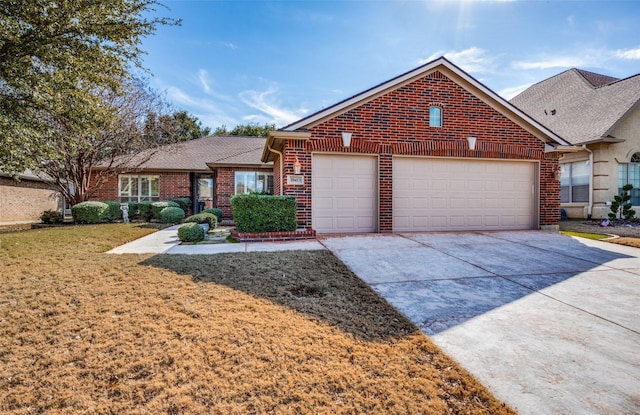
[267,144,284,196]
[583,145,593,218]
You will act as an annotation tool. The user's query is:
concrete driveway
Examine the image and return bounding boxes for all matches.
[320,231,640,415]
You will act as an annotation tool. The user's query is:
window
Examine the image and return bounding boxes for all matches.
[234,171,274,195]
[429,106,442,127]
[118,175,159,202]
[618,153,640,205]
[560,161,589,203]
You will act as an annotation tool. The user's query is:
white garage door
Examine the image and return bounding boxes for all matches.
[393,157,536,231]
[312,154,377,233]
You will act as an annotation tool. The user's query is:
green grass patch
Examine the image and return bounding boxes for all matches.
[560,231,609,240]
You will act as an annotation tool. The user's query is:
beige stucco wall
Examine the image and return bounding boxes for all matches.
[561,104,640,219]
[0,178,62,224]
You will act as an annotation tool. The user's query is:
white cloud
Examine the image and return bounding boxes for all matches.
[511,56,589,70]
[198,69,211,94]
[499,83,533,100]
[239,86,308,126]
[166,86,239,129]
[614,48,640,60]
[419,47,496,74]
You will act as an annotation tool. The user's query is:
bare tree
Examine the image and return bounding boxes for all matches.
[39,78,175,206]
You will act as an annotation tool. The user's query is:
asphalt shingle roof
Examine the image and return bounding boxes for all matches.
[510,68,640,145]
[126,135,270,171]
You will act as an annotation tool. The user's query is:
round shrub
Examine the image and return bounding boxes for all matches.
[137,201,153,221]
[160,206,185,224]
[40,210,64,224]
[184,212,218,228]
[203,207,223,222]
[103,201,123,222]
[178,222,205,242]
[151,201,180,220]
[71,201,109,224]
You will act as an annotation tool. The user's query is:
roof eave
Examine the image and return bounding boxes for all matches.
[261,131,311,163]
[207,162,273,169]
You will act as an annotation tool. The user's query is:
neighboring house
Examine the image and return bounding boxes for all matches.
[91,135,273,220]
[0,170,62,224]
[260,57,568,233]
[511,68,640,219]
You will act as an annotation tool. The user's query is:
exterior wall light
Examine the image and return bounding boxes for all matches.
[293,157,302,174]
[342,132,352,147]
[467,135,477,150]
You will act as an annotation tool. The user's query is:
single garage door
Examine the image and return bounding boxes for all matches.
[312,154,377,233]
[393,157,536,231]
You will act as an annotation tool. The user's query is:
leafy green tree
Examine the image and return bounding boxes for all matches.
[0,0,179,176]
[213,122,277,137]
[609,184,636,220]
[144,111,211,143]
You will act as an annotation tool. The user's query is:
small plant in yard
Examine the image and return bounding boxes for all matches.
[159,207,185,224]
[178,222,205,242]
[40,210,64,224]
[184,212,218,228]
[103,201,123,222]
[609,183,636,220]
[202,207,223,222]
[71,201,109,224]
[170,197,192,214]
[151,201,180,220]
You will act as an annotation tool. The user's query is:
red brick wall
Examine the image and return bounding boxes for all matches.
[279,70,560,231]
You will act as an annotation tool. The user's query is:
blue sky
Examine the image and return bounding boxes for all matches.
[140,0,640,130]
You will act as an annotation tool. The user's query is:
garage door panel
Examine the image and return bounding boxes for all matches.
[313,154,377,233]
[393,157,536,231]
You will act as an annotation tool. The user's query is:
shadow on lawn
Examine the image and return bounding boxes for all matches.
[141,250,419,342]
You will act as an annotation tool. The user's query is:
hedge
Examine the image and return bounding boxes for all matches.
[231,194,297,233]
[160,206,186,224]
[71,201,109,224]
[138,201,153,221]
[185,212,218,228]
[103,201,122,222]
[40,210,64,224]
[178,222,205,242]
[171,197,192,214]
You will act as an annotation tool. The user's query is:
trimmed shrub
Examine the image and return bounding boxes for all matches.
[103,201,122,222]
[203,207,223,222]
[185,212,218,228]
[137,201,153,221]
[231,194,297,233]
[72,201,109,224]
[160,206,185,224]
[178,222,205,242]
[171,197,192,214]
[151,201,180,220]
[40,210,64,224]
[127,202,138,220]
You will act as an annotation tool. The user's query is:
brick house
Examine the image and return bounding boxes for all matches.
[0,170,62,224]
[91,136,272,220]
[511,68,640,219]
[261,57,569,233]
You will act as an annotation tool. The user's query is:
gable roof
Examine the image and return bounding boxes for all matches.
[277,56,568,144]
[117,135,271,171]
[510,68,640,145]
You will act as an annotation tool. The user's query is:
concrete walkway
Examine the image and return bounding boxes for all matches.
[321,231,640,415]
[106,225,325,254]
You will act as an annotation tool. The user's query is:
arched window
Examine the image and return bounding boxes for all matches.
[618,152,640,205]
[429,106,442,127]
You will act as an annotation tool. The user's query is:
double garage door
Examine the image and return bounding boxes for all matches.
[312,154,537,233]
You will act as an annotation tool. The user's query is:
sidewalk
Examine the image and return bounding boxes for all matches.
[107,225,325,254]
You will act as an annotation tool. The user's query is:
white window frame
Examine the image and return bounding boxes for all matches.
[429,106,442,128]
[234,171,274,195]
[118,175,160,202]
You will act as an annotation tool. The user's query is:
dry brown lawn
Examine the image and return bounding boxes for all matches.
[0,224,515,414]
